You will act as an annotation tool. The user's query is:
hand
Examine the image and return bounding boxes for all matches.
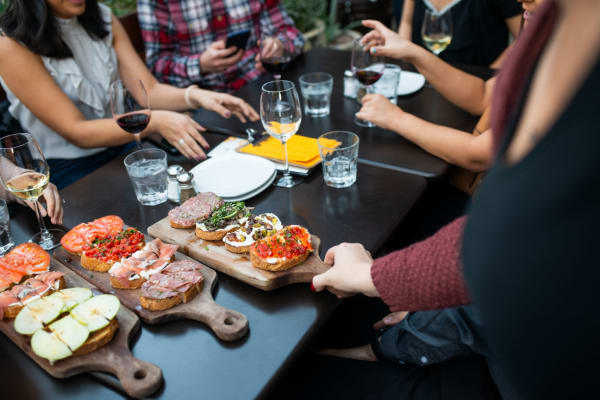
[254,38,284,71]
[15,183,63,225]
[191,89,259,123]
[150,110,209,160]
[356,94,404,131]
[373,311,409,330]
[312,242,379,297]
[361,20,417,60]
[200,40,244,73]
[318,344,377,362]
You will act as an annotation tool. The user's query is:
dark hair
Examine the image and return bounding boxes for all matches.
[0,0,110,59]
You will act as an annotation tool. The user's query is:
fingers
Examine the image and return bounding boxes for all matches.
[217,49,244,68]
[323,244,339,266]
[372,311,409,330]
[212,40,225,50]
[216,45,239,58]
[43,185,63,225]
[312,269,332,292]
[361,31,382,47]
[211,101,234,120]
[362,19,386,32]
[27,200,48,218]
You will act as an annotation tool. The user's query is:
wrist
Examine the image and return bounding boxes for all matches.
[362,260,379,297]
[404,42,427,65]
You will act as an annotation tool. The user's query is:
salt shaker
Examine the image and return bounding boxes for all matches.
[177,172,196,203]
[167,165,185,203]
[344,70,357,98]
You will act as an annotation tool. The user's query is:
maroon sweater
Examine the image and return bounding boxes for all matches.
[371,0,557,312]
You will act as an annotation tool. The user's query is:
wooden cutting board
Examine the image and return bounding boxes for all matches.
[147,217,330,291]
[0,258,162,399]
[53,242,248,342]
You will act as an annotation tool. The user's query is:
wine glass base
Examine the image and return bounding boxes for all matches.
[354,117,376,128]
[274,174,300,188]
[29,228,66,251]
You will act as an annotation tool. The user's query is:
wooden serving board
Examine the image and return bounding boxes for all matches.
[54,243,249,342]
[148,217,330,291]
[0,258,162,399]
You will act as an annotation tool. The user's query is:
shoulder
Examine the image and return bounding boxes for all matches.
[0,35,37,64]
[97,2,114,24]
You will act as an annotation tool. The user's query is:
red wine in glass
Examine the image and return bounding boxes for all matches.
[355,69,383,86]
[116,112,150,134]
[262,55,291,79]
[110,79,150,149]
[351,38,385,127]
[260,36,290,80]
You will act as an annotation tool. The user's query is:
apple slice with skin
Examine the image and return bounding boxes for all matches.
[84,295,120,320]
[49,315,89,352]
[31,329,72,363]
[14,307,43,335]
[27,297,65,325]
[71,295,120,333]
[49,288,92,312]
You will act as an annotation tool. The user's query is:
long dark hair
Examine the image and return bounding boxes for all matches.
[0,0,109,59]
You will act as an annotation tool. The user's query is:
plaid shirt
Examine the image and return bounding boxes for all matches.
[137,0,304,92]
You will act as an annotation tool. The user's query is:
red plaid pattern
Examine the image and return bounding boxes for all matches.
[137,0,304,92]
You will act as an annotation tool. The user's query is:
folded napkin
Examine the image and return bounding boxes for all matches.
[239,134,340,168]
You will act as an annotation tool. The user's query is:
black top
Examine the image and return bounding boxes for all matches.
[463,53,600,397]
[412,0,522,66]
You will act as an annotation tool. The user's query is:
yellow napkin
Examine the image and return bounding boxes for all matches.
[239,134,340,168]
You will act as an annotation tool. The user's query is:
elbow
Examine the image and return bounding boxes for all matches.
[460,151,492,172]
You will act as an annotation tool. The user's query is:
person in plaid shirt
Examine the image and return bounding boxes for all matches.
[137,0,305,92]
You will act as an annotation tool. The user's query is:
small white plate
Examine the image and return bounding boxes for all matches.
[397,71,426,96]
[190,153,276,198]
[222,169,277,202]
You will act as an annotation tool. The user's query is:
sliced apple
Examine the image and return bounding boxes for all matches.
[84,295,120,321]
[49,288,92,311]
[49,315,89,352]
[28,297,65,325]
[31,329,72,363]
[71,303,109,333]
[14,307,43,335]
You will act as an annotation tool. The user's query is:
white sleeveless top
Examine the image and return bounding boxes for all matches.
[0,4,119,159]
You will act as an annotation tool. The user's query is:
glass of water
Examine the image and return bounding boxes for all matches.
[124,148,168,206]
[317,131,359,188]
[298,73,333,117]
[0,199,14,254]
[373,64,401,105]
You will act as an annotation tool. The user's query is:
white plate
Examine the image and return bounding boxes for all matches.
[190,153,276,198]
[222,169,277,202]
[397,71,426,96]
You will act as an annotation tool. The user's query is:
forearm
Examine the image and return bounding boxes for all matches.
[146,83,190,111]
[66,119,139,148]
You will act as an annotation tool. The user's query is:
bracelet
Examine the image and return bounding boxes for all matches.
[184,85,198,109]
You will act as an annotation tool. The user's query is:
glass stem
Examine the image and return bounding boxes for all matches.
[282,140,290,178]
[275,74,281,81]
[33,200,52,242]
[135,134,143,149]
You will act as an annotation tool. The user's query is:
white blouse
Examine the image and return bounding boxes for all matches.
[0,3,119,159]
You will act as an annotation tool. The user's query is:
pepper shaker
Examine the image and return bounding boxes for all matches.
[177,172,196,203]
[167,165,185,203]
[344,69,357,98]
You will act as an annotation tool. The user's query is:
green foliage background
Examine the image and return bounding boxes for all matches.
[0,0,137,15]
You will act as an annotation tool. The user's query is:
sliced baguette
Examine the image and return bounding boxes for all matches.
[72,318,119,356]
[109,275,145,290]
[3,276,66,319]
[139,281,203,311]
[224,243,250,254]
[80,253,115,272]
[195,226,239,241]
[249,250,310,272]
[170,220,195,229]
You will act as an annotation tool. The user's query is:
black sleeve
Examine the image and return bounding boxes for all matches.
[490,0,523,19]
[373,306,489,366]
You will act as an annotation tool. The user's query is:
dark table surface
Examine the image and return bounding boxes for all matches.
[193,48,487,179]
[2,146,426,399]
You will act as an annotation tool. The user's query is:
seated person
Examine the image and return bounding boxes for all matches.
[398,0,522,67]
[0,0,258,189]
[137,0,305,92]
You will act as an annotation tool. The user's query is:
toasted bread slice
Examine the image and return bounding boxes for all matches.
[195,226,238,241]
[139,281,203,311]
[224,243,250,254]
[80,253,114,272]
[3,276,66,319]
[109,275,145,290]
[170,220,195,229]
[72,318,119,356]
[249,250,310,272]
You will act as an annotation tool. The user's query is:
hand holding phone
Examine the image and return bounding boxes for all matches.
[226,30,251,50]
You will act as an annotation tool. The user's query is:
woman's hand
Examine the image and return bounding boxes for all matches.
[361,20,417,60]
[318,344,377,362]
[356,94,405,131]
[191,90,259,123]
[372,311,409,330]
[312,242,379,297]
[14,183,63,225]
[150,110,209,160]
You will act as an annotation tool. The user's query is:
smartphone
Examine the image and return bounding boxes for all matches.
[225,30,251,50]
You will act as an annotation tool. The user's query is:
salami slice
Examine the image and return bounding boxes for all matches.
[92,215,124,234]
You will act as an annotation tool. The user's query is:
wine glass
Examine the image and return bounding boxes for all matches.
[110,80,151,149]
[351,38,385,128]
[0,133,65,250]
[260,80,302,188]
[421,9,453,56]
[260,35,290,80]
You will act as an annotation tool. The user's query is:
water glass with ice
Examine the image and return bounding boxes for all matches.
[373,64,401,104]
[317,131,359,188]
[124,148,168,206]
[299,73,333,117]
[0,199,14,254]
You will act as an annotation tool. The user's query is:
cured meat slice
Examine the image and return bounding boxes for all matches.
[168,192,224,227]
[11,278,50,303]
[36,271,64,287]
[0,269,24,291]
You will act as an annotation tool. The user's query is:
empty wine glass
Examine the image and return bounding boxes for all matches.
[260,80,302,188]
[260,35,290,80]
[351,38,385,127]
[110,80,151,149]
[421,8,453,56]
[0,133,65,250]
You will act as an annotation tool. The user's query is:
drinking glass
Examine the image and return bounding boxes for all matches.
[110,79,151,149]
[260,35,291,80]
[0,199,14,255]
[317,131,359,188]
[421,9,453,55]
[124,148,168,206]
[260,80,302,188]
[373,64,402,105]
[299,72,333,117]
[0,133,65,250]
[351,38,385,127]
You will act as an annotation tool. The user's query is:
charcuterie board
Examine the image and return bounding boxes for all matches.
[54,235,249,342]
[0,258,162,399]
[147,217,330,291]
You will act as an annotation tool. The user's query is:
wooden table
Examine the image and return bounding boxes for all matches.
[2,148,426,399]
[193,48,487,179]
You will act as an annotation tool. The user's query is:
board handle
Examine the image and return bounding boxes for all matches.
[184,299,249,341]
[94,353,163,398]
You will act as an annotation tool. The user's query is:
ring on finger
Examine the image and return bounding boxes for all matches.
[178,138,185,146]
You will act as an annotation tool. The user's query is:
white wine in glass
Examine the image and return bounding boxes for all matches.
[0,133,64,250]
[421,9,453,56]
